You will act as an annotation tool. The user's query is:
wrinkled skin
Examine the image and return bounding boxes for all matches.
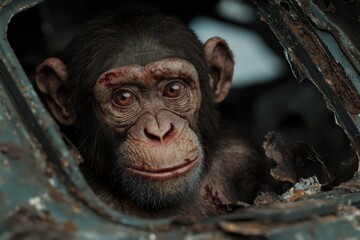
[35,9,271,218]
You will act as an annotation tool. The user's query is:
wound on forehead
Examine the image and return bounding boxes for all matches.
[97,58,198,88]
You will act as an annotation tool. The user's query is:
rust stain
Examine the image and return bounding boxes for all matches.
[63,221,77,232]
[0,141,25,159]
[45,164,56,177]
[71,202,82,213]
[5,207,75,239]
[48,186,66,202]
[289,189,308,202]
[61,159,70,168]
[218,220,267,236]
[280,177,321,202]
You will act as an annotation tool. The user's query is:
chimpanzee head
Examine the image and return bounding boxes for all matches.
[35,8,234,210]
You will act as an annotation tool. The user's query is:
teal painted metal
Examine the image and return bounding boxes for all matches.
[1,0,360,239]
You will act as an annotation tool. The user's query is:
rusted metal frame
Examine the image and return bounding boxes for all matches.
[296,0,360,75]
[254,0,360,165]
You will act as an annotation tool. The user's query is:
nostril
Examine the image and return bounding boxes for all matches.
[144,124,175,143]
[144,129,161,142]
[163,123,174,140]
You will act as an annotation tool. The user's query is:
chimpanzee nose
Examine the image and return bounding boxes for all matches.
[144,123,175,144]
[139,110,184,145]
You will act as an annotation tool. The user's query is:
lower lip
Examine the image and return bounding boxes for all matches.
[126,157,199,180]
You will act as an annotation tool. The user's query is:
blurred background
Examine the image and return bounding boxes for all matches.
[7,0,357,183]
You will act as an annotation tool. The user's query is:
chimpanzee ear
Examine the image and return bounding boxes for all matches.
[203,37,234,103]
[35,58,75,125]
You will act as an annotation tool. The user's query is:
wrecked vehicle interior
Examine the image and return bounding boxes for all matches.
[1,0,360,239]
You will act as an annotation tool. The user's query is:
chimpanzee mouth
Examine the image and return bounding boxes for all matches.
[126,156,199,180]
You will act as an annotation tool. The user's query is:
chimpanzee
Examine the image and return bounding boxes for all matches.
[35,8,271,218]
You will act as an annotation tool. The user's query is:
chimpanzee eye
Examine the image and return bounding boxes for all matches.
[112,90,136,107]
[163,82,185,98]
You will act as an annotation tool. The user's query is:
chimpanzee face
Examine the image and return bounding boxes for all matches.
[93,57,204,207]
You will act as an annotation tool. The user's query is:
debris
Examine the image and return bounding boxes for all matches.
[280,176,321,202]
